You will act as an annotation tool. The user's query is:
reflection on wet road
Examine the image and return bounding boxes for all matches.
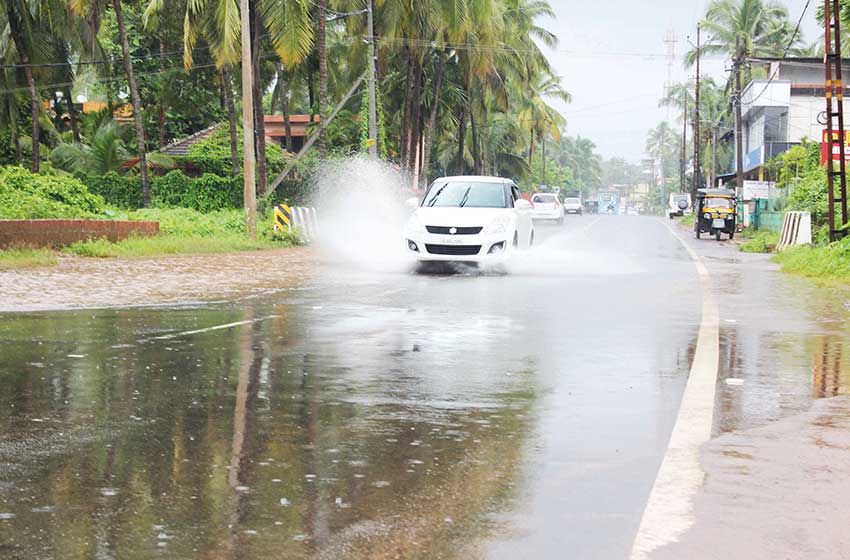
[1,216,847,559]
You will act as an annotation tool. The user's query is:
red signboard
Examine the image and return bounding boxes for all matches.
[821,129,850,164]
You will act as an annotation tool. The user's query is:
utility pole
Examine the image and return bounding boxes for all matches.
[733,36,745,198]
[693,24,701,197]
[240,0,257,237]
[367,0,378,157]
[680,91,687,193]
[825,0,849,242]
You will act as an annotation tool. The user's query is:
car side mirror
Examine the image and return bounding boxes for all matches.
[404,197,420,209]
[514,199,532,211]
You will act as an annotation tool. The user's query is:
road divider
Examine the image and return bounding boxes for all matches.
[274,205,319,242]
[630,220,721,560]
[777,211,812,250]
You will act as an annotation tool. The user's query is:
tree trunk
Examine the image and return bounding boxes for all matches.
[407,62,423,172]
[400,47,414,167]
[456,107,467,175]
[317,0,328,156]
[158,31,167,148]
[422,48,446,186]
[112,0,149,205]
[250,0,267,196]
[307,70,315,112]
[470,97,480,174]
[481,103,489,175]
[222,67,241,177]
[64,85,81,143]
[277,63,294,153]
[6,6,40,172]
[11,111,22,161]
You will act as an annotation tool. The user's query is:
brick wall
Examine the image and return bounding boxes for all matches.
[0,220,160,249]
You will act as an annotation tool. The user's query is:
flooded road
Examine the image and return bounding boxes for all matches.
[1,216,848,559]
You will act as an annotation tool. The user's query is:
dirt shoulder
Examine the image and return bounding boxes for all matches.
[0,247,314,312]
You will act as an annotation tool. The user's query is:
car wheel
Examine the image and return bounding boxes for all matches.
[529,231,534,248]
[695,229,701,239]
[513,232,519,248]
[715,230,721,241]
[729,230,735,240]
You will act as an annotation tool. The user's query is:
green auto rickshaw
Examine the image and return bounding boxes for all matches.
[695,188,737,241]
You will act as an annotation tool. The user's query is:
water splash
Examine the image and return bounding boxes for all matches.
[311,156,414,272]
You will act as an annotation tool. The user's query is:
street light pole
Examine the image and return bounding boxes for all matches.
[367,0,378,157]
[240,0,256,237]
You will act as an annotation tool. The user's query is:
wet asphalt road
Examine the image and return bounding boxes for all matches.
[0,215,847,559]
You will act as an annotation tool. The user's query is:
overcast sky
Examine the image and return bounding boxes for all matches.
[542,0,821,162]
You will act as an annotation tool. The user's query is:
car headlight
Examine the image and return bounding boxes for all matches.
[485,216,510,234]
[704,213,711,219]
[405,215,426,234]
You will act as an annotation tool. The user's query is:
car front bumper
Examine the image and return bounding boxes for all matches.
[404,231,512,262]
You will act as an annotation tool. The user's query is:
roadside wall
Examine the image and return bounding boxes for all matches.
[0,220,159,248]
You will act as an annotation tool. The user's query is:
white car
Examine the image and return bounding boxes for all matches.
[666,193,692,219]
[531,193,565,223]
[563,197,583,215]
[404,176,534,263]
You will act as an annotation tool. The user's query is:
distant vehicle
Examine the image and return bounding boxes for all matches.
[694,188,736,241]
[666,193,692,219]
[584,200,599,214]
[404,176,534,264]
[627,206,640,216]
[531,193,565,223]
[563,197,583,215]
[598,192,618,215]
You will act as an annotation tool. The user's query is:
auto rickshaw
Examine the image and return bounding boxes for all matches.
[695,188,737,240]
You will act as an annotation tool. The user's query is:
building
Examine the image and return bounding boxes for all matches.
[264,115,320,152]
[730,57,850,183]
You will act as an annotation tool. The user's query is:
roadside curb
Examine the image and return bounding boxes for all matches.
[630,220,721,559]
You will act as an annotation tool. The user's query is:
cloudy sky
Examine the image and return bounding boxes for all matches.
[542,0,821,162]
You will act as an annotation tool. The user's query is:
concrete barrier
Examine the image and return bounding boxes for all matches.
[777,211,812,251]
[0,219,159,249]
[274,206,318,243]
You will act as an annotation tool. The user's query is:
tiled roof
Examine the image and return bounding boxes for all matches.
[159,125,221,156]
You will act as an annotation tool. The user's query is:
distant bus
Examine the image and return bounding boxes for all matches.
[598,192,618,214]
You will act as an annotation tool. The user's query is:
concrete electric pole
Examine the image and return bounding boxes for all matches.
[367,0,378,157]
[825,0,849,242]
[240,0,257,237]
[693,24,701,198]
[733,36,745,198]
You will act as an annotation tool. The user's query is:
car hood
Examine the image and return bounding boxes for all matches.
[413,207,512,227]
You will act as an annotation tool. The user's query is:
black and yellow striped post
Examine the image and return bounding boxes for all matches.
[274,204,292,231]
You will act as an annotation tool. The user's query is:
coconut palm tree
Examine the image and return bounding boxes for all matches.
[71,0,151,205]
[687,0,799,82]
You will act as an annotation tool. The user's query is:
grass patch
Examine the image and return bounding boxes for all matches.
[739,230,780,253]
[678,214,695,226]
[773,238,850,281]
[0,247,58,270]
[65,234,291,259]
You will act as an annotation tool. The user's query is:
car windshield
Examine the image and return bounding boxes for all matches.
[532,195,557,204]
[565,198,580,204]
[705,197,733,208]
[423,182,507,208]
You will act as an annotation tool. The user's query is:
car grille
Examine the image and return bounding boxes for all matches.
[425,226,483,235]
[425,244,481,256]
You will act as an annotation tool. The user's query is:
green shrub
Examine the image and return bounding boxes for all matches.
[0,166,105,219]
[127,207,246,237]
[183,124,288,177]
[739,230,780,253]
[78,171,143,208]
[786,167,829,230]
[774,236,850,281]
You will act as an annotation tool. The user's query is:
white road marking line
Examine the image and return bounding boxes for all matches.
[150,316,280,341]
[630,220,720,560]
